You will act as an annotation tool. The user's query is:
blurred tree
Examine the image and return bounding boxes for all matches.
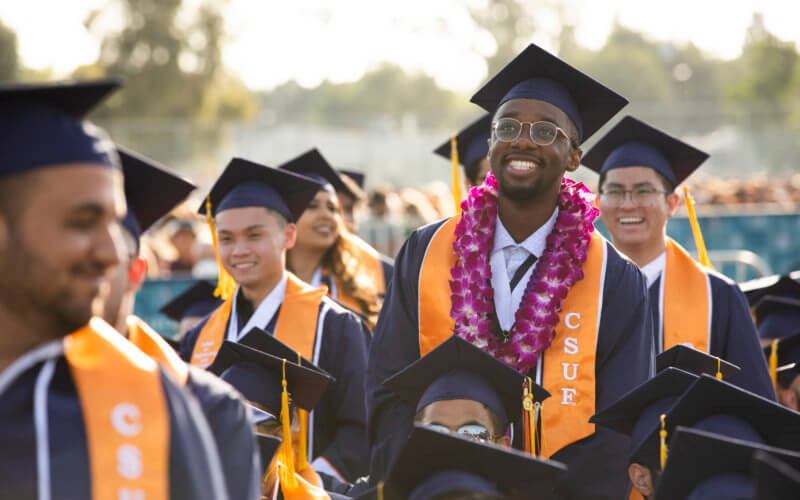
[0,19,19,82]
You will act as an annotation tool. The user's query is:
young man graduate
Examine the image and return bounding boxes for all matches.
[585,115,775,400]
[0,80,227,500]
[99,147,262,500]
[179,158,371,482]
[366,44,652,500]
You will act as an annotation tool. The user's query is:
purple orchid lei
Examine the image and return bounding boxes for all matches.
[449,171,599,373]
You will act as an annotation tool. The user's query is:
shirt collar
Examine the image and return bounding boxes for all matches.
[640,250,667,288]
[492,206,559,257]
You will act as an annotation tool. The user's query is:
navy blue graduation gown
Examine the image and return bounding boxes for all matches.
[649,273,775,399]
[366,219,655,500]
[0,349,230,499]
[180,296,371,481]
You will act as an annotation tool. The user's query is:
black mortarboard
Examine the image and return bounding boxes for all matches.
[159,281,222,322]
[656,344,740,379]
[383,335,548,428]
[118,146,196,241]
[256,434,282,476]
[581,115,709,187]
[753,450,800,500]
[741,273,800,343]
[199,157,321,222]
[279,148,350,195]
[238,327,331,377]
[589,367,699,468]
[433,114,492,169]
[654,427,800,500]
[0,79,121,177]
[764,332,800,388]
[381,426,566,500]
[207,341,332,415]
[339,169,365,190]
[740,272,800,308]
[470,43,628,143]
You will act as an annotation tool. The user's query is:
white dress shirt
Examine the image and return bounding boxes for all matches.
[227,273,288,341]
[640,251,667,289]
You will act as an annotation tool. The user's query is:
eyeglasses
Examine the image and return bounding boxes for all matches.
[492,118,575,147]
[425,423,496,443]
[598,187,668,207]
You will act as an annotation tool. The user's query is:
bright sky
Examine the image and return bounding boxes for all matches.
[1,0,799,92]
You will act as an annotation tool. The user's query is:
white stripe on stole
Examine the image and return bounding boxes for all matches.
[34,358,56,500]
[705,273,714,351]
[307,301,329,471]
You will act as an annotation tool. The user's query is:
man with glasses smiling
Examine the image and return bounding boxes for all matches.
[584,115,774,399]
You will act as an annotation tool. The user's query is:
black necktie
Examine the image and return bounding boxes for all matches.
[509,254,538,291]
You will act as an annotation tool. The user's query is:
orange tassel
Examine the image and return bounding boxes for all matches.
[296,353,310,472]
[659,414,668,470]
[205,196,237,300]
[277,359,297,490]
[715,357,723,380]
[770,339,779,389]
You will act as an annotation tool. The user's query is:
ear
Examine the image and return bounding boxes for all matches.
[666,191,680,216]
[565,147,583,172]
[127,256,148,292]
[284,223,297,250]
[628,463,654,497]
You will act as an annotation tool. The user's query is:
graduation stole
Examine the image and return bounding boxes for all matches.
[660,237,711,353]
[418,218,605,458]
[191,272,326,369]
[127,315,189,385]
[65,318,169,500]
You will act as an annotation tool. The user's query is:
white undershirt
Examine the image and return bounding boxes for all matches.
[490,207,559,331]
[640,251,667,289]
[227,273,288,341]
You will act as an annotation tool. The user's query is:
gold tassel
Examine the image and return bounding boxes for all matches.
[277,359,297,490]
[659,414,668,470]
[205,196,237,300]
[377,481,385,500]
[770,339,779,388]
[295,353,310,472]
[683,186,712,268]
[523,377,537,456]
[715,357,723,380]
[451,134,462,213]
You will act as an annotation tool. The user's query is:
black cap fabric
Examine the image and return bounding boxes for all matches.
[207,341,332,415]
[383,335,548,427]
[199,157,322,222]
[656,344,740,379]
[159,281,222,322]
[740,272,800,308]
[654,427,800,500]
[118,146,196,240]
[581,115,709,186]
[433,114,492,168]
[470,43,628,143]
[339,169,365,190]
[381,425,566,500]
[237,327,330,377]
[0,79,121,177]
[256,434,282,476]
[764,332,800,388]
[753,450,800,500]
[279,148,350,195]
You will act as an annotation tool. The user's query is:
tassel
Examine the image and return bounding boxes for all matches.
[522,377,540,456]
[683,186,712,268]
[770,339,779,388]
[205,196,237,300]
[659,414,668,470]
[277,359,297,490]
[451,134,462,213]
[377,481,385,500]
[715,356,723,380]
[295,353,310,472]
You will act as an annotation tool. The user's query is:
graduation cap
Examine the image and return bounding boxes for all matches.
[279,148,350,195]
[740,271,800,308]
[470,43,628,143]
[753,450,800,500]
[339,169,365,190]
[207,341,332,416]
[159,281,222,322]
[247,403,276,426]
[199,157,321,222]
[379,426,566,500]
[589,367,699,469]
[256,434,282,476]
[383,335,549,429]
[118,146,196,241]
[656,343,739,379]
[238,327,331,377]
[763,332,800,388]
[433,114,492,169]
[581,115,709,187]
[0,79,121,177]
[653,427,800,500]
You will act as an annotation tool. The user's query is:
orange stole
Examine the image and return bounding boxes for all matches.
[333,231,386,313]
[418,217,605,458]
[662,237,711,353]
[190,273,327,368]
[65,318,169,500]
[127,315,189,385]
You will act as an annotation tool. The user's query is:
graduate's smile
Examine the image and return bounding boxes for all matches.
[502,152,543,178]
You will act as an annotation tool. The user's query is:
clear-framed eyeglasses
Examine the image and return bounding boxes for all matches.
[424,423,497,443]
[492,117,576,147]
[598,187,669,207]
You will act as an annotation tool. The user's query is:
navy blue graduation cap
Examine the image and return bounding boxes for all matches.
[256,434,282,476]
[433,114,492,169]
[237,327,331,377]
[740,271,800,308]
[383,335,549,428]
[380,426,565,500]
[581,115,709,187]
[763,332,800,388]
[199,157,321,223]
[0,79,121,177]
[654,427,800,500]
[656,344,739,379]
[339,169,365,190]
[207,341,332,416]
[470,43,628,143]
[753,450,800,500]
[118,146,196,241]
[279,148,350,195]
[159,281,222,322]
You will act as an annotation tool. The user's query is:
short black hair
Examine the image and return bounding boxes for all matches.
[464,159,484,187]
[598,168,675,194]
